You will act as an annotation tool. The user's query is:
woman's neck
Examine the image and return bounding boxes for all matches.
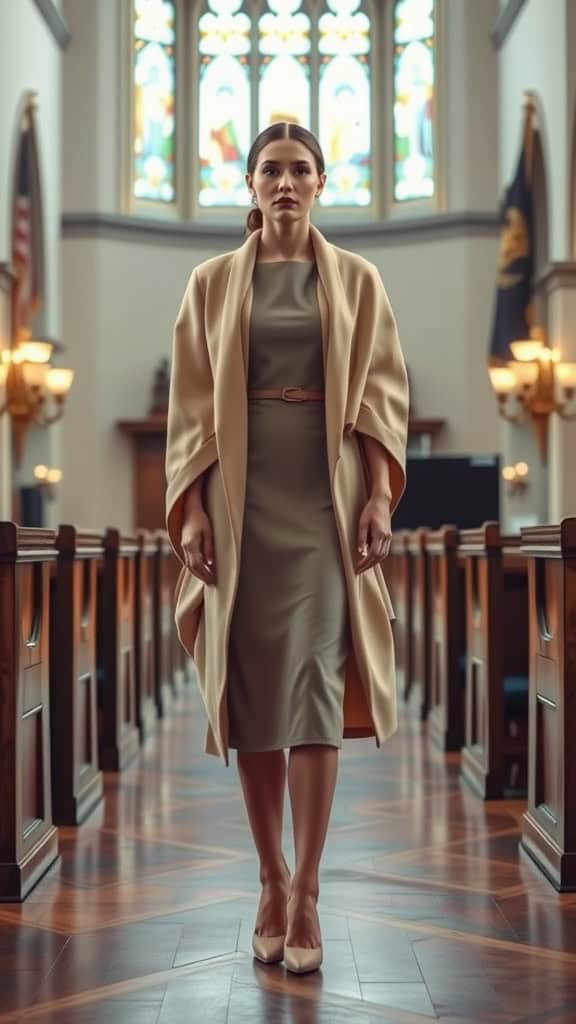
[257,220,314,263]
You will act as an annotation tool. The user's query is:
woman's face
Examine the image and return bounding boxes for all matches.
[246,137,326,226]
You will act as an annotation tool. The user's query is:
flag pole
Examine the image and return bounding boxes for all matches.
[522,91,536,190]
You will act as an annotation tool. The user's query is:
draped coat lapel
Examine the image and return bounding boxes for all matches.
[165,224,409,765]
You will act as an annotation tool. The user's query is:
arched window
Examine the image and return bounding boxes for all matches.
[132,0,177,203]
[129,0,437,216]
[392,0,435,202]
[319,1,372,207]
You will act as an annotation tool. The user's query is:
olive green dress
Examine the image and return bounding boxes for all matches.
[226,260,350,752]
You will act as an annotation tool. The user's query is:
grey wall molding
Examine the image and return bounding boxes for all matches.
[490,0,529,50]
[62,211,500,250]
[536,262,576,295]
[32,0,72,50]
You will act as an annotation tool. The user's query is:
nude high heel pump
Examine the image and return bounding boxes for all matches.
[252,932,286,964]
[283,942,323,974]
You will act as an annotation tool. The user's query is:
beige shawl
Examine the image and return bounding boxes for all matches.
[165,223,409,765]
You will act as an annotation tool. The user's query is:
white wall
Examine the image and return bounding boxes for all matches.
[443,0,499,213]
[61,0,120,214]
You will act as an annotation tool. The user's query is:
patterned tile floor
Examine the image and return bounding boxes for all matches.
[2,682,576,1023]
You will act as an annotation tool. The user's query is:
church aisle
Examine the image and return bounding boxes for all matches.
[1,684,576,1024]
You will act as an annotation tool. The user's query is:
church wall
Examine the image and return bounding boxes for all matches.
[442,0,499,214]
[62,0,119,214]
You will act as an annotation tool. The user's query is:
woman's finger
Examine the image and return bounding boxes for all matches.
[194,531,218,585]
[203,524,215,570]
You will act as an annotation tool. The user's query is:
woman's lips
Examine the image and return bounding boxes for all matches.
[274,199,297,206]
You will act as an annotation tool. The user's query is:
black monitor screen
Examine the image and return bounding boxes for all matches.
[392,455,500,531]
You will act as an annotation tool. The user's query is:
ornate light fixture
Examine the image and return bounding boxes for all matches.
[0,331,74,464]
[488,331,576,463]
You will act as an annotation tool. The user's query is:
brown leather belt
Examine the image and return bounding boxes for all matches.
[247,386,325,402]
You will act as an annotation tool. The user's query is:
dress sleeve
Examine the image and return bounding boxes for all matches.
[347,265,409,516]
[165,268,218,563]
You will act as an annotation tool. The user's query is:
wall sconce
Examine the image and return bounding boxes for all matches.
[502,460,529,494]
[34,463,63,501]
[0,332,74,464]
[488,332,576,463]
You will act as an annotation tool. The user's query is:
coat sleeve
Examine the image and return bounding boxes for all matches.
[347,264,409,516]
[165,268,218,564]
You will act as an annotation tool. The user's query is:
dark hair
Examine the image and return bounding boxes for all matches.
[245,122,326,235]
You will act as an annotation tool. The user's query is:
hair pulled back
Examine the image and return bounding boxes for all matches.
[245,122,325,235]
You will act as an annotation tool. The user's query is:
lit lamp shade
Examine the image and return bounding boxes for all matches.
[507,360,538,387]
[489,366,517,395]
[510,340,544,362]
[556,362,576,390]
[18,340,53,364]
[45,367,74,396]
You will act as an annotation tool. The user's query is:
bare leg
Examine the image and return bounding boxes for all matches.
[285,744,339,948]
[236,749,291,937]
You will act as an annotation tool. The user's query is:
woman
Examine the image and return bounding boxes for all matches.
[165,122,409,975]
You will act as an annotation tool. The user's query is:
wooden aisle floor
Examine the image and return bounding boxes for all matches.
[2,683,576,1024]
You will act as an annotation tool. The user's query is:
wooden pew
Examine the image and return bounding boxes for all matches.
[50,526,105,824]
[389,531,413,700]
[153,530,176,718]
[168,556,193,692]
[0,523,59,900]
[459,523,529,799]
[97,529,140,771]
[407,528,431,721]
[425,526,466,751]
[520,519,576,891]
[135,530,158,742]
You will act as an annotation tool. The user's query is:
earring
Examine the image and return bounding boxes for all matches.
[251,193,258,205]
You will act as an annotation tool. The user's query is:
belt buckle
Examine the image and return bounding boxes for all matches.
[281,386,304,402]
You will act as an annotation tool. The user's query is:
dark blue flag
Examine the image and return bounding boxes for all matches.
[488,128,533,363]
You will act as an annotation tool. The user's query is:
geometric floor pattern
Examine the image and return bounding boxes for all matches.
[2,682,576,1023]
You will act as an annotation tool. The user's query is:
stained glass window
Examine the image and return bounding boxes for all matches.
[133,0,176,202]
[198,0,252,206]
[393,0,435,201]
[318,0,371,207]
[131,1,439,212]
[258,1,311,132]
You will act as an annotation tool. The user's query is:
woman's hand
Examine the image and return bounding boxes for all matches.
[355,495,392,574]
[181,501,217,585]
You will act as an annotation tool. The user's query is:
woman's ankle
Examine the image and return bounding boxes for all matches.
[259,864,291,887]
[288,878,319,901]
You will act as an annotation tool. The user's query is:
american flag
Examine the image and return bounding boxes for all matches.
[11,127,39,341]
